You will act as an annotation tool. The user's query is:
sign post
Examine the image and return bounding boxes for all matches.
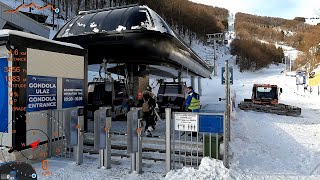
[224,60,230,168]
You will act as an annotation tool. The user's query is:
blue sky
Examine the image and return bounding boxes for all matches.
[190,0,320,19]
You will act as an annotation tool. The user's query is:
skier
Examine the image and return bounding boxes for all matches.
[138,86,157,137]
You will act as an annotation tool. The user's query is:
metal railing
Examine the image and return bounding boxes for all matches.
[48,107,84,164]
[165,108,229,173]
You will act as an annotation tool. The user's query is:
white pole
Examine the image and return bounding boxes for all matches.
[166,108,172,173]
[289,56,292,72]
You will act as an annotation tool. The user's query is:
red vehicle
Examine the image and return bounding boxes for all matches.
[238,84,301,116]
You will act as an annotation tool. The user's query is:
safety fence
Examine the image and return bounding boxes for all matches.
[46,107,84,164]
[165,108,229,173]
[33,105,230,174]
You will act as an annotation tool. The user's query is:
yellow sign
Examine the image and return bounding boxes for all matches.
[309,71,320,86]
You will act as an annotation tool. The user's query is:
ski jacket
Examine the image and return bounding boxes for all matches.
[185,90,200,111]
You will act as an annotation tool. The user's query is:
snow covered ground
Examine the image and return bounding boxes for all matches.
[1,2,320,179]
[0,37,319,180]
[16,39,317,179]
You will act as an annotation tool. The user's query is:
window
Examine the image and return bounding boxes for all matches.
[101,8,127,31]
[126,10,150,29]
[158,85,183,94]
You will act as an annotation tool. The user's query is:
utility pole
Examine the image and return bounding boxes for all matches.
[207,33,225,76]
[223,59,230,168]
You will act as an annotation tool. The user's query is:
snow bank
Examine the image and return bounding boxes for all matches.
[165,157,230,180]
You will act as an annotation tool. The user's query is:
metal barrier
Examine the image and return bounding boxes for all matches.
[165,108,229,172]
[127,107,143,174]
[94,106,112,169]
[48,107,84,164]
[75,108,84,165]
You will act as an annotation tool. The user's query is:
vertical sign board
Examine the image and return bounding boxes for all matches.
[221,67,233,85]
[27,75,57,112]
[199,114,224,133]
[62,78,85,108]
[174,113,199,132]
[0,58,8,132]
[12,47,28,148]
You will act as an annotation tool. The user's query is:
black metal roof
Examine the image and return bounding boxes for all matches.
[54,5,212,78]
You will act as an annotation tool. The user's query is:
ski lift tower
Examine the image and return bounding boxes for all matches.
[207,33,225,76]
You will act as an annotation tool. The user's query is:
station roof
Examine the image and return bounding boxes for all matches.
[0,30,82,49]
[54,4,212,78]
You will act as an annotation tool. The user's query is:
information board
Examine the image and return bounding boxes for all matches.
[27,75,57,112]
[174,113,199,132]
[199,114,224,133]
[222,67,233,85]
[296,75,306,85]
[62,78,84,108]
[0,58,8,132]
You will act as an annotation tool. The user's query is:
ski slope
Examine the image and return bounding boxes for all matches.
[1,2,320,179]
[9,35,315,180]
[0,31,319,180]
[165,38,320,179]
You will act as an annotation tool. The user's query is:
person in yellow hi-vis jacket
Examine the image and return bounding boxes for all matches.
[185,86,200,112]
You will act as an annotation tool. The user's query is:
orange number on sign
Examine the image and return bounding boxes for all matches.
[42,160,49,170]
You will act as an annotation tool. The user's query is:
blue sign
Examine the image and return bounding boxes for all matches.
[221,67,233,85]
[199,114,223,133]
[0,58,8,132]
[27,75,57,112]
[62,78,84,108]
